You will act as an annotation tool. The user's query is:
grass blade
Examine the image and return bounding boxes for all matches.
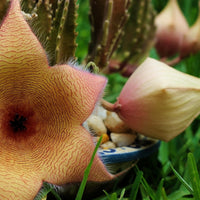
[161,187,168,200]
[103,190,112,200]
[129,170,143,200]
[170,163,193,194]
[119,188,126,200]
[140,175,156,200]
[187,153,200,200]
[75,136,103,200]
[155,179,164,200]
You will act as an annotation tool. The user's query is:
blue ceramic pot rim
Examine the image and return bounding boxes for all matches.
[98,140,161,164]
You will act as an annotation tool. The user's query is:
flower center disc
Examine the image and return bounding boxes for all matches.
[1,104,37,141]
[9,114,27,132]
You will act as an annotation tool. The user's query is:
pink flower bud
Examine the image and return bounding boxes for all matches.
[115,58,200,141]
[181,3,200,58]
[155,0,189,58]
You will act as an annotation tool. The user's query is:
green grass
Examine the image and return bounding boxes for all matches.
[75,136,103,200]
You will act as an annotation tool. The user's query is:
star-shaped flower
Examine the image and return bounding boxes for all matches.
[0,0,114,199]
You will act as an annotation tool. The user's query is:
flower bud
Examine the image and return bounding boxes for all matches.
[181,3,200,58]
[155,0,189,58]
[115,58,200,141]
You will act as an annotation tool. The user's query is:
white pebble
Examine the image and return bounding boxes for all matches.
[110,132,137,147]
[100,141,116,149]
[104,111,130,133]
[95,106,107,120]
[87,115,107,136]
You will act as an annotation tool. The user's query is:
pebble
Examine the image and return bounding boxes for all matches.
[104,111,130,133]
[86,106,139,149]
[87,115,107,136]
[95,106,107,120]
[110,132,137,147]
[100,141,116,149]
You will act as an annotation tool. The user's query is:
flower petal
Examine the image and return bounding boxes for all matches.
[116,58,200,141]
[0,167,42,200]
[0,0,49,104]
[44,65,107,124]
[0,0,48,70]
[40,126,113,184]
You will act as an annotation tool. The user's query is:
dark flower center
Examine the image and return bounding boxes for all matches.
[1,104,37,141]
[9,113,27,132]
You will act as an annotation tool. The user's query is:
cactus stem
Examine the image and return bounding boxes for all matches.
[55,0,69,63]
[101,0,113,47]
[102,20,110,47]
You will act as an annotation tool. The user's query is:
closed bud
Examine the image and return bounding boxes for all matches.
[155,0,189,58]
[115,58,200,141]
[181,2,200,58]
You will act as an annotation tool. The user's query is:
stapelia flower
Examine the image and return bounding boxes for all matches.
[155,0,189,58]
[0,0,114,199]
[114,58,200,141]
